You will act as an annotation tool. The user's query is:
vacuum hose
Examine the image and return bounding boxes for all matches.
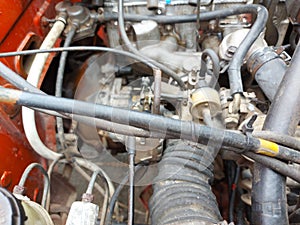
[150,140,222,225]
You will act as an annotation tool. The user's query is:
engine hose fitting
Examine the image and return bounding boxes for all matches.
[150,140,222,225]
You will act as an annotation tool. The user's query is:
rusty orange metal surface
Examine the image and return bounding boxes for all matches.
[0,0,61,74]
[0,0,61,200]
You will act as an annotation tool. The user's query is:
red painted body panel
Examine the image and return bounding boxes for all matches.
[0,0,60,201]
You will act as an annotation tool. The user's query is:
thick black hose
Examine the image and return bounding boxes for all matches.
[227,5,268,95]
[4,86,300,164]
[245,152,300,184]
[117,0,186,90]
[150,140,222,224]
[0,61,175,139]
[0,61,168,138]
[253,131,300,151]
[252,41,300,225]
[0,87,262,152]
[0,62,66,118]
[247,47,287,101]
[55,25,77,149]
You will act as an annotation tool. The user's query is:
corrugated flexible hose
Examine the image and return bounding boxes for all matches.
[150,140,222,225]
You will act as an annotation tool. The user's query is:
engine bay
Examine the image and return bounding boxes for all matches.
[0,0,300,224]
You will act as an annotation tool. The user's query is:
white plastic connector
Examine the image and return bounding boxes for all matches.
[65,201,99,225]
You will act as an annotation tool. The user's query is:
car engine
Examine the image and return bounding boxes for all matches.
[0,0,300,224]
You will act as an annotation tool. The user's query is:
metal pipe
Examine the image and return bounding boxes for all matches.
[153,68,161,115]
[106,165,143,225]
[73,157,120,221]
[74,157,115,199]
[72,115,173,138]
[86,170,104,194]
[252,41,300,225]
[16,163,50,209]
[46,157,64,211]
[126,136,136,225]
[86,170,110,225]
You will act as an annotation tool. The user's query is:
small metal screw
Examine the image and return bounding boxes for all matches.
[226,46,237,58]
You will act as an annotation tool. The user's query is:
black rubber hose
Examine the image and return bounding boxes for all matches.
[104,5,266,24]
[227,6,268,95]
[4,86,300,164]
[0,62,66,118]
[55,26,77,98]
[107,173,129,224]
[253,57,286,101]
[0,60,177,139]
[0,86,263,152]
[229,165,240,223]
[117,0,186,90]
[200,49,220,88]
[247,47,287,101]
[253,131,300,151]
[149,140,222,224]
[0,61,175,139]
[245,152,300,184]
[251,41,300,225]
[55,25,77,149]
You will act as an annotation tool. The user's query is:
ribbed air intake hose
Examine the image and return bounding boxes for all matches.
[150,140,222,225]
